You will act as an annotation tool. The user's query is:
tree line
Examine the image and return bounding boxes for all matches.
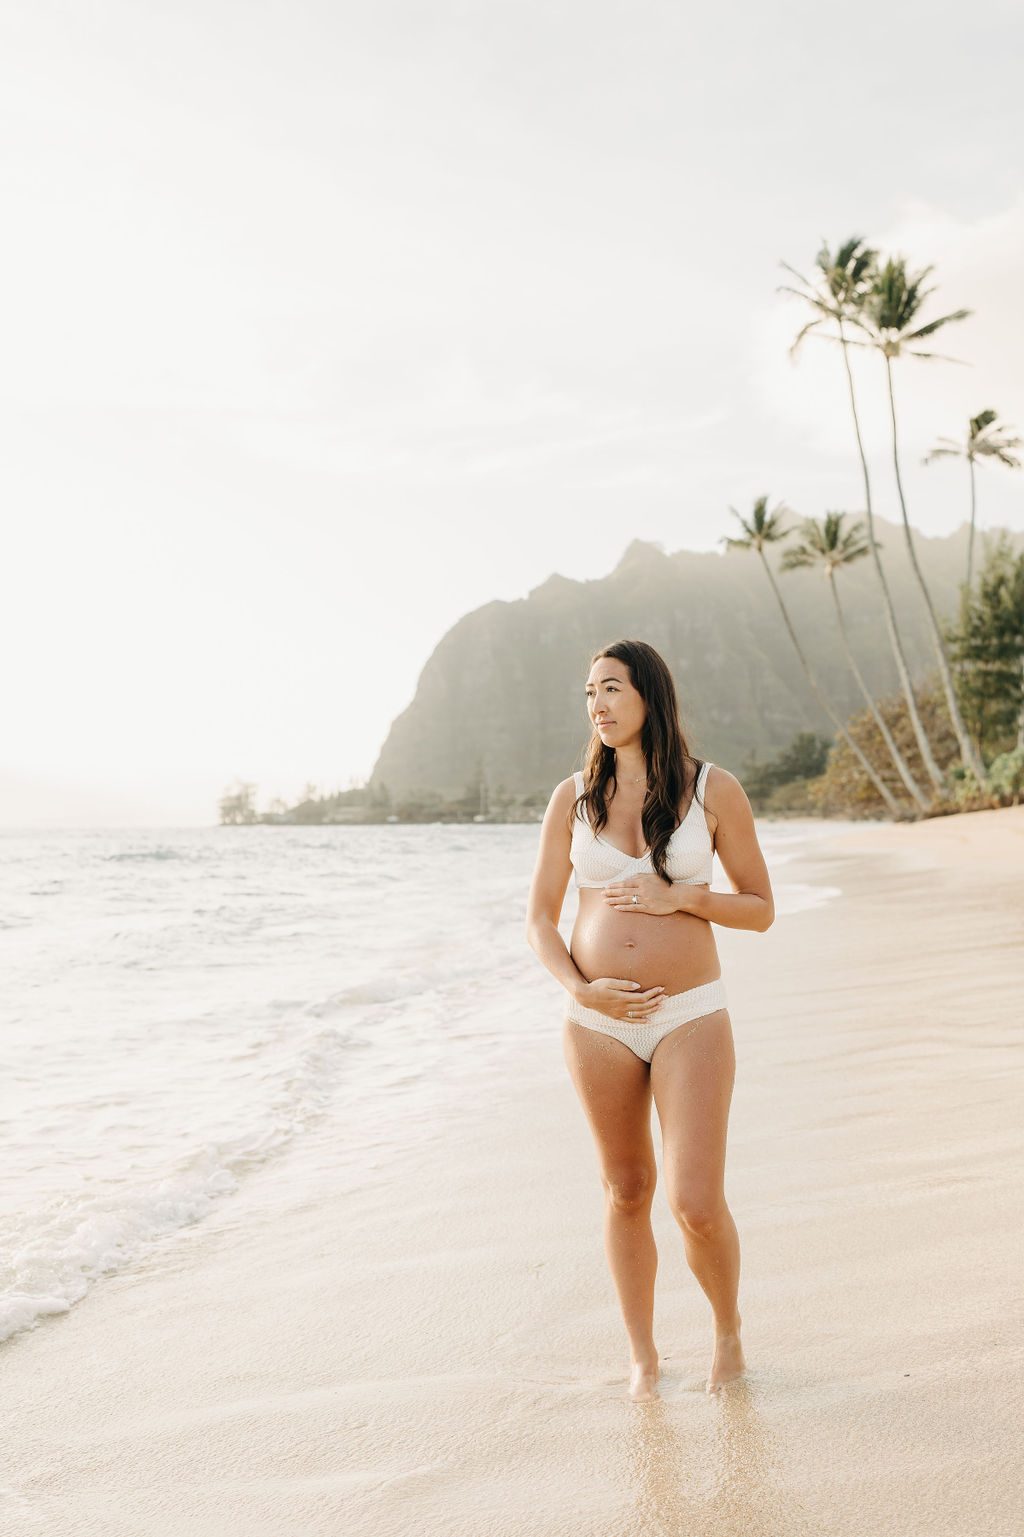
[217,776,550,826]
[727,237,1023,818]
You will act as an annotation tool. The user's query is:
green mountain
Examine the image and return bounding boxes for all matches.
[370,520,1022,799]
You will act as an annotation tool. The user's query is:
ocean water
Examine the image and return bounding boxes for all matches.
[0,820,839,1344]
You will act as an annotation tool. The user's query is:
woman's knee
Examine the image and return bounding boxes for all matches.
[666,1183,726,1237]
[601,1163,656,1215]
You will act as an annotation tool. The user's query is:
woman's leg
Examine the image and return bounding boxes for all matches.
[562,1021,660,1399]
[650,1009,745,1391]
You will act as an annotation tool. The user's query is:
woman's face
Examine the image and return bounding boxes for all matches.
[585,655,646,752]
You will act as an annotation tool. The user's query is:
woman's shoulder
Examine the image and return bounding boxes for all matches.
[702,765,751,817]
[536,775,583,845]
[547,775,581,812]
[702,763,744,793]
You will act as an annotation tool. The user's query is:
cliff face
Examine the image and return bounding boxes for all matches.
[370,521,1018,799]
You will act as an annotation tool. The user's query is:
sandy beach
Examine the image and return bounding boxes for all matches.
[3,809,1023,1537]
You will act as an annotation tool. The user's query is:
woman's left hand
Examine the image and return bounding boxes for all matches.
[602,874,682,915]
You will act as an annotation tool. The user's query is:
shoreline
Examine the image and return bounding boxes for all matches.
[3,809,1022,1536]
[2,801,1017,835]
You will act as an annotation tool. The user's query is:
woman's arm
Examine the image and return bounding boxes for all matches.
[526,778,593,999]
[604,767,775,932]
[678,768,774,929]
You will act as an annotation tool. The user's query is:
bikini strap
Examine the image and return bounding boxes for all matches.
[572,770,589,825]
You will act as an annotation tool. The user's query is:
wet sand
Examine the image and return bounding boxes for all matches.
[3,809,1023,1536]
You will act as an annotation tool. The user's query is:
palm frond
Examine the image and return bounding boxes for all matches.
[788,316,825,358]
[779,511,868,574]
[780,239,879,358]
[974,441,1022,470]
[835,531,870,563]
[823,511,870,564]
[862,256,938,335]
[903,348,969,363]
[923,442,962,464]
[780,546,815,571]
[902,309,971,343]
[925,413,1022,468]
[777,285,833,316]
[969,410,1022,469]
[724,497,791,551]
[820,237,877,305]
[778,260,814,290]
[833,236,869,270]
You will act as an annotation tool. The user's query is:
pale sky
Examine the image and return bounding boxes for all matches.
[2,0,1023,825]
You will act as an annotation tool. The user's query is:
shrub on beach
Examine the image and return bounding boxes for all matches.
[987,747,1024,803]
[814,683,960,818]
[817,685,1024,816]
[946,536,1024,759]
[743,732,831,816]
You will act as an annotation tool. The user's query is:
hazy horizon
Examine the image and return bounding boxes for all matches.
[3,0,1023,826]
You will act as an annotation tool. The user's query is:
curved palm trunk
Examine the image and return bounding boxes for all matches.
[838,328,944,792]
[758,552,903,816]
[828,576,929,812]
[884,356,989,787]
[967,455,977,589]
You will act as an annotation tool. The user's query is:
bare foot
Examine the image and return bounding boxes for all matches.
[707,1326,745,1394]
[628,1358,661,1401]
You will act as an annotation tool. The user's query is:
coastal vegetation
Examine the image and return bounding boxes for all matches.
[218,776,548,826]
[221,235,1024,827]
[780,512,928,810]
[742,732,831,816]
[782,239,948,792]
[750,234,1022,816]
[948,535,1024,755]
[724,497,904,816]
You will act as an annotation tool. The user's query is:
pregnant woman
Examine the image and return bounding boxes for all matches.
[526,639,774,1399]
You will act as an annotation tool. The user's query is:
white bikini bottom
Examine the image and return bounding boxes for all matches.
[565,978,728,1063]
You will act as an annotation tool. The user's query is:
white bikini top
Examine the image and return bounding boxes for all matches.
[570,763,714,889]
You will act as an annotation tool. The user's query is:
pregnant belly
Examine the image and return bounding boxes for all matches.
[570,888,720,994]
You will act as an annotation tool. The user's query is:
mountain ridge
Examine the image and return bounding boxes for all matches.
[370,519,1023,799]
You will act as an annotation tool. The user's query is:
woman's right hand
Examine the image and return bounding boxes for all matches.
[577,978,665,1021]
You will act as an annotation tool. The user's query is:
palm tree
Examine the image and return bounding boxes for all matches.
[781,513,929,812]
[780,239,946,791]
[925,410,1022,587]
[853,255,987,787]
[724,497,903,817]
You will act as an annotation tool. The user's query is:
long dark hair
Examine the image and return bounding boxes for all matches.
[572,639,702,881]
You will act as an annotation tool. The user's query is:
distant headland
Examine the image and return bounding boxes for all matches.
[220,519,1024,826]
